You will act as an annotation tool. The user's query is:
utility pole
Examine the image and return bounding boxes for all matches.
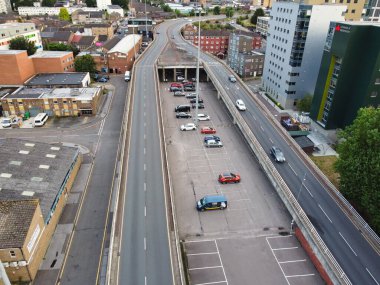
[194,4,201,126]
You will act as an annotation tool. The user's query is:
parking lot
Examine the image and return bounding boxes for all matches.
[161,81,324,284]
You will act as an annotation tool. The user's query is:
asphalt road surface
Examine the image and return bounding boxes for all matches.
[117,22,174,285]
[167,19,380,285]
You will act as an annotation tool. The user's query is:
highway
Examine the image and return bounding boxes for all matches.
[117,21,174,284]
[167,19,380,284]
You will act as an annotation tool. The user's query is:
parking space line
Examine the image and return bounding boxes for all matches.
[215,240,228,285]
[272,246,298,251]
[286,273,315,278]
[194,281,227,285]
[278,259,307,264]
[184,239,217,243]
[189,265,223,271]
[266,235,292,240]
[266,237,291,285]
[187,252,219,256]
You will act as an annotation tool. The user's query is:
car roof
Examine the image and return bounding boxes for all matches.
[222,172,232,176]
[203,195,227,203]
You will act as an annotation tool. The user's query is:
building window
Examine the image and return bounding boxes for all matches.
[351,9,356,13]
[10,250,16,258]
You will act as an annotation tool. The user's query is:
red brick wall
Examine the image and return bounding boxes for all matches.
[0,51,35,85]
[107,38,141,73]
[32,52,75,73]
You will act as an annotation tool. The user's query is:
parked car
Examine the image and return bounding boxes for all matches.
[175,105,191,112]
[190,98,204,104]
[196,195,227,211]
[1,117,11,128]
[184,85,195,91]
[205,139,223,148]
[177,76,185,81]
[228,75,237,83]
[97,76,109,82]
[197,114,210,121]
[218,172,241,184]
[180,123,197,131]
[192,103,205,109]
[236,99,247,111]
[201,127,216,134]
[186,93,197,99]
[176,112,192,119]
[270,146,286,162]
[204,135,220,143]
[174,91,186,96]
[170,86,182,92]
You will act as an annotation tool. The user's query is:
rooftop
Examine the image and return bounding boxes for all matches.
[0,200,39,249]
[107,5,122,8]
[24,73,88,86]
[0,50,25,55]
[108,34,141,54]
[29,51,73,58]
[6,87,100,100]
[0,138,79,223]
[0,23,35,29]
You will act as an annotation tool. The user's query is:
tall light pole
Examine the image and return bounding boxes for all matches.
[194,4,201,126]
[144,0,148,41]
[291,173,306,233]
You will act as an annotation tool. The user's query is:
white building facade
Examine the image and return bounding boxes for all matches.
[0,23,43,51]
[0,0,12,14]
[256,16,270,37]
[96,0,111,10]
[262,3,346,109]
[17,6,101,16]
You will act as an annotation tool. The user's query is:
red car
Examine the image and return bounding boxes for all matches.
[218,172,241,184]
[201,127,216,134]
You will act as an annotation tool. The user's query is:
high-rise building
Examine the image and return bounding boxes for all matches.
[364,0,380,21]
[262,3,345,109]
[96,0,111,10]
[0,0,11,14]
[0,23,43,52]
[256,16,270,38]
[310,22,380,130]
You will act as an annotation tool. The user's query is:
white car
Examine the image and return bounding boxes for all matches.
[177,76,185,81]
[180,123,197,131]
[197,114,210,121]
[1,117,11,128]
[236,99,247,111]
[205,139,223,148]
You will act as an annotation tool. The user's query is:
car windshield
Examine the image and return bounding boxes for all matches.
[200,198,206,205]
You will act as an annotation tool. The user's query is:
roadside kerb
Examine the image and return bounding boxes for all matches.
[203,63,351,285]
[154,60,185,285]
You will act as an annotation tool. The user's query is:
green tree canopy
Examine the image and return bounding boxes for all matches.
[10,0,34,9]
[9,36,37,56]
[225,7,234,18]
[251,8,265,25]
[41,0,55,7]
[335,107,380,234]
[85,0,96,7]
[74,54,97,73]
[297,95,313,112]
[45,42,80,56]
[58,8,70,21]
[213,6,220,15]
[160,4,172,12]
[112,0,128,9]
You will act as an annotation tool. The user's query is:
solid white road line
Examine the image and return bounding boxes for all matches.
[339,232,358,256]
[189,265,223,271]
[215,241,229,285]
[272,246,299,251]
[285,273,315,278]
[304,184,313,197]
[366,268,380,285]
[194,281,227,285]
[278,259,307,264]
[266,238,291,285]
[187,252,218,256]
[288,164,297,176]
[318,204,333,223]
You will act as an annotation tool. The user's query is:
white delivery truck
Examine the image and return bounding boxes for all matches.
[125,71,131,82]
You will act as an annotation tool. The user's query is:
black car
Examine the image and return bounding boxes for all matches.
[176,112,192,119]
[190,98,204,104]
[186,93,197,99]
[203,135,220,143]
[192,103,205,109]
[184,85,196,91]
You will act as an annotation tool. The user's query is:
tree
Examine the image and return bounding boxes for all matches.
[42,0,55,7]
[45,42,80,56]
[9,37,36,56]
[225,7,234,18]
[213,6,220,15]
[251,8,265,25]
[297,94,313,112]
[160,4,172,12]
[174,9,181,17]
[58,8,70,21]
[335,107,380,234]
[74,54,97,73]
[112,0,128,9]
[189,9,195,17]
[85,0,96,7]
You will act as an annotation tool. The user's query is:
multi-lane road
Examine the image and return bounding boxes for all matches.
[165,19,380,284]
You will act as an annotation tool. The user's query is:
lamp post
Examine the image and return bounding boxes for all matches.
[291,173,306,233]
[194,4,201,126]
[144,0,148,41]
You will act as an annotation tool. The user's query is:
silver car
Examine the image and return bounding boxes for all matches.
[270,146,286,162]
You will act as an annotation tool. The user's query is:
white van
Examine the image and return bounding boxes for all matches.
[34,113,48,127]
[125,71,131,82]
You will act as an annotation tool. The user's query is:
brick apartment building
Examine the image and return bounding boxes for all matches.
[0,50,75,85]
[0,139,82,283]
[84,23,114,39]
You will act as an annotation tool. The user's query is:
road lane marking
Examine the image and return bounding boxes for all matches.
[272,246,298,251]
[366,268,379,285]
[288,164,297,176]
[260,125,264,131]
[144,112,146,117]
[266,238,291,285]
[279,259,307,264]
[144,237,146,250]
[144,147,146,155]
[215,240,229,285]
[339,232,357,256]
[144,183,146,192]
[145,206,147,217]
[304,184,313,198]
[145,276,147,285]
[286,273,315,278]
[318,204,332,223]
[189,265,223,271]
[194,281,227,285]
[144,122,146,127]
[187,252,218,256]
[269,138,273,144]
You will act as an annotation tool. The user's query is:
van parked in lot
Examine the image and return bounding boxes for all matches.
[125,71,131,82]
[34,113,48,127]
[175,105,191,112]
[196,195,228,211]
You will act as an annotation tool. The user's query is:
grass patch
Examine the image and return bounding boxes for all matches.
[310,155,340,189]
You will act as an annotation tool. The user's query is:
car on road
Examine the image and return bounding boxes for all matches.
[201,127,216,134]
[192,103,205,109]
[1,117,11,128]
[186,93,197,99]
[218,172,241,184]
[270,146,286,162]
[197,114,210,121]
[176,112,192,119]
[180,123,197,131]
[236,99,247,111]
[174,91,185,96]
[228,75,237,83]
[97,76,109,82]
[203,135,220,143]
[190,98,204,103]
[205,139,223,148]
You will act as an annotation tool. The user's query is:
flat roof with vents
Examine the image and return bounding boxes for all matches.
[0,138,80,223]
[24,72,88,87]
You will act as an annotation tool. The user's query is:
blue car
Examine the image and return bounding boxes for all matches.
[203,135,220,143]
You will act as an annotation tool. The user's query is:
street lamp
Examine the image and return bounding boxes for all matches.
[194,4,201,126]
[144,0,148,41]
[291,173,306,233]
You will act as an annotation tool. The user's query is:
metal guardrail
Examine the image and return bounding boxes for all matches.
[203,63,352,285]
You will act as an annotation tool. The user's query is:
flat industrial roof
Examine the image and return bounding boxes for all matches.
[29,51,73,58]
[5,87,100,100]
[25,73,88,86]
[0,138,79,223]
[0,50,26,55]
[108,34,142,54]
